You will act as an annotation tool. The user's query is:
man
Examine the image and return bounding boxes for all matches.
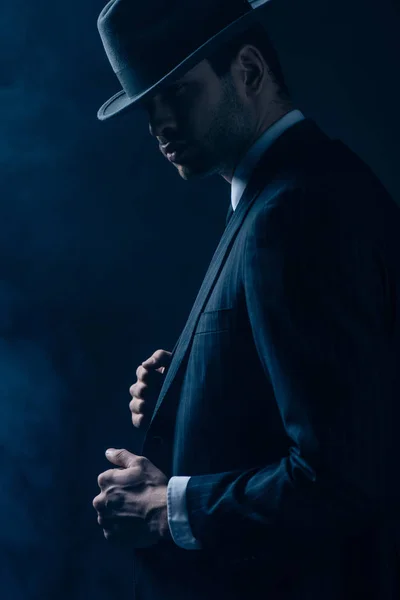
[92,1,400,598]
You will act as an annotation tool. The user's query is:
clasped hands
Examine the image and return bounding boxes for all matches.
[93,350,173,548]
[92,447,171,547]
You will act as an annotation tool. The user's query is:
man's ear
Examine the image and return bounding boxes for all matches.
[236,44,266,98]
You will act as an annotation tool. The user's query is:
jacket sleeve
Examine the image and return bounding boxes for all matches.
[185,188,397,562]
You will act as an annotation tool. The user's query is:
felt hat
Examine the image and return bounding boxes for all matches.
[97,0,272,120]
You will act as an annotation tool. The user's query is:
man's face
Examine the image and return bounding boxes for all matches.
[143,59,254,181]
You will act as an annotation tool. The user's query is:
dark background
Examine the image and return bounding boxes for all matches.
[0,0,399,598]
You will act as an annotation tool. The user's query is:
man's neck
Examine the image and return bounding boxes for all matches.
[221,104,294,184]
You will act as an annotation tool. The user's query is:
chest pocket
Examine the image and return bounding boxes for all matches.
[194,308,235,335]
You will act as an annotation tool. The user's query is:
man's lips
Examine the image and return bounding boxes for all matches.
[160,142,191,163]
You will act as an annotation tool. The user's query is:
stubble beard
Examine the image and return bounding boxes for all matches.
[175,77,254,182]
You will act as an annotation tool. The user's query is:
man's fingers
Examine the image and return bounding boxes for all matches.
[134,365,164,385]
[97,469,116,490]
[128,350,172,430]
[134,366,151,384]
[131,350,172,392]
[129,397,145,415]
[129,380,148,400]
[142,349,172,370]
[132,413,144,428]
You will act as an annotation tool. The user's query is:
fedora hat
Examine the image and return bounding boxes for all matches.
[97,0,273,121]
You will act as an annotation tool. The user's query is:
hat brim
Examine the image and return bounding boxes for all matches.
[97,2,270,121]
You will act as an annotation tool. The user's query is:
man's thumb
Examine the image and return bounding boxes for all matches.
[105,448,136,468]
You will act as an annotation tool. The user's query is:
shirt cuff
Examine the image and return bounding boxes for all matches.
[167,476,202,550]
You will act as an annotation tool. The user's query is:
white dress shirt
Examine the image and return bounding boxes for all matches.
[167,109,305,550]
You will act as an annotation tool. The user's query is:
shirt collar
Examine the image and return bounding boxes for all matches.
[231,109,305,211]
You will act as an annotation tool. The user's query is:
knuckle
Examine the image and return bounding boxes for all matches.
[130,383,148,402]
[157,349,172,361]
[132,413,144,428]
[131,403,142,418]
[135,455,147,470]
[136,383,148,399]
[130,390,146,411]
[136,398,145,413]
[98,470,113,488]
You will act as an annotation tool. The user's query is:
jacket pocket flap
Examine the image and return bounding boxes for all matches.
[195,308,234,334]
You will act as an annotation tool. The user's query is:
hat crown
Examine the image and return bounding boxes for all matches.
[96,0,272,119]
[98,0,253,75]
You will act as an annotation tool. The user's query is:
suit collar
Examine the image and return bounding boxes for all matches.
[231,109,305,211]
[225,118,331,228]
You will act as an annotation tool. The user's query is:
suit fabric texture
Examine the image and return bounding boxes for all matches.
[134,120,400,599]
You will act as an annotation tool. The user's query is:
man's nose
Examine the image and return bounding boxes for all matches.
[147,96,177,139]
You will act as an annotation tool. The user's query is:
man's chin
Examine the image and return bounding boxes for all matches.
[175,161,216,181]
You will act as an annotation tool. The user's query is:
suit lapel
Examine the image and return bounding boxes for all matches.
[163,202,234,359]
[145,119,329,433]
[147,165,284,433]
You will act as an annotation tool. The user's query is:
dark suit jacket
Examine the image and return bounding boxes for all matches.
[134,120,400,599]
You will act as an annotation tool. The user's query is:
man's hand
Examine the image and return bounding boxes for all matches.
[129,349,172,428]
[92,448,171,548]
